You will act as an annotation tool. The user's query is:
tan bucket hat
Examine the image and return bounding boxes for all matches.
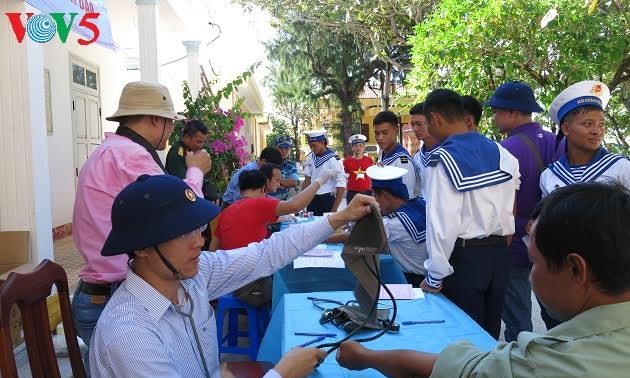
[106,81,186,122]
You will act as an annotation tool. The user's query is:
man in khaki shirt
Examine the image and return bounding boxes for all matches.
[336,181,630,377]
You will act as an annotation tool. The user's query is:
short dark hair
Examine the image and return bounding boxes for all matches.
[259,147,283,165]
[461,95,483,126]
[259,163,281,181]
[373,187,403,200]
[561,105,603,124]
[181,119,209,138]
[534,182,630,295]
[373,111,399,127]
[423,88,466,122]
[238,169,267,191]
[409,102,425,116]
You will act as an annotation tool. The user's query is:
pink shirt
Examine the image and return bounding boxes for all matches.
[73,133,203,283]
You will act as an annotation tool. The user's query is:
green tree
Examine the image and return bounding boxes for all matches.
[408,0,629,153]
[267,21,382,155]
[237,0,437,110]
[265,116,291,147]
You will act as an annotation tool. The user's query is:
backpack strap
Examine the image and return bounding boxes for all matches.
[515,133,545,173]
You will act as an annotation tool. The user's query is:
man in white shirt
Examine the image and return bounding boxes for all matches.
[90,174,377,378]
[302,129,347,215]
[419,89,520,339]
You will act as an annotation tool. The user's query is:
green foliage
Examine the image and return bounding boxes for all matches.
[266,21,382,155]
[265,116,291,147]
[408,0,629,153]
[169,67,258,193]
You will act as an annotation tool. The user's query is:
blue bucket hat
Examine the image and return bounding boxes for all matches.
[484,81,544,113]
[275,135,294,148]
[101,174,220,256]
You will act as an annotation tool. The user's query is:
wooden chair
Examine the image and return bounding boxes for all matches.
[0,259,85,378]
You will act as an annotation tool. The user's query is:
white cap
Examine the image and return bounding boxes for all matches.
[549,81,610,124]
[348,134,367,145]
[366,165,407,181]
[304,129,327,142]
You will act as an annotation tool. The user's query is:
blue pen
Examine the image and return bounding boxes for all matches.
[294,332,337,337]
[298,336,325,347]
[402,320,445,325]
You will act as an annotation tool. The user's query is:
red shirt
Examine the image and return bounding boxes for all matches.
[343,155,374,192]
[214,196,280,250]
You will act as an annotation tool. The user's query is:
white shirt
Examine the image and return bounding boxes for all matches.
[383,215,428,276]
[379,147,421,199]
[423,144,520,287]
[540,154,630,197]
[303,151,347,195]
[89,217,335,378]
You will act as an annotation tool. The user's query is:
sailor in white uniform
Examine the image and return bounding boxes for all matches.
[409,102,440,197]
[366,165,428,287]
[540,80,630,196]
[419,89,520,340]
[302,129,347,215]
[373,110,422,199]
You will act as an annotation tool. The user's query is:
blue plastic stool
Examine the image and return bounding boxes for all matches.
[215,293,271,360]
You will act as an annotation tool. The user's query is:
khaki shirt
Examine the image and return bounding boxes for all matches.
[431,301,630,377]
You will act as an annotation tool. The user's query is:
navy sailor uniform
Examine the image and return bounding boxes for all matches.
[378,143,421,199]
[303,149,346,215]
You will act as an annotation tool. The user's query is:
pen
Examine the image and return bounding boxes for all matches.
[402,320,445,325]
[294,332,337,337]
[298,336,325,347]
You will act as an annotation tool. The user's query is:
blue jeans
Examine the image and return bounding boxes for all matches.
[502,266,533,342]
[72,282,120,375]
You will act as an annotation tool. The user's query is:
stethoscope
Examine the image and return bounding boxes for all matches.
[173,285,212,378]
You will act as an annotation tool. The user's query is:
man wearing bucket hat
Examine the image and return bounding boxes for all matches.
[71,81,212,370]
[540,80,630,196]
[343,134,374,204]
[485,80,561,342]
[89,174,378,378]
[270,135,300,200]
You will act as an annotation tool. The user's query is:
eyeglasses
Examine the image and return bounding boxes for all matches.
[177,224,208,241]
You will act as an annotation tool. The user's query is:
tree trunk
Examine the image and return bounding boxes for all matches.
[340,103,354,157]
[380,63,391,111]
[292,115,301,162]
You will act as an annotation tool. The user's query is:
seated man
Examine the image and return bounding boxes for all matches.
[222,147,283,206]
[90,174,377,377]
[336,182,630,377]
[328,165,428,287]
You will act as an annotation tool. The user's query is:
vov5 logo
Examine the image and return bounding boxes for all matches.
[5,12,100,45]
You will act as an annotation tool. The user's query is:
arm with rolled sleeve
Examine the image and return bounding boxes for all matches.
[423,165,463,288]
[201,216,335,299]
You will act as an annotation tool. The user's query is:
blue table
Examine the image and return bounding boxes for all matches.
[258,291,497,377]
[272,218,407,312]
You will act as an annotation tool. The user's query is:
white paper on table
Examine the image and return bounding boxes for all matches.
[293,253,345,269]
[302,244,334,257]
[378,284,419,300]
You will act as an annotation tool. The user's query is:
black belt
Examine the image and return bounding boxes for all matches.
[315,192,334,197]
[78,280,123,296]
[455,235,507,248]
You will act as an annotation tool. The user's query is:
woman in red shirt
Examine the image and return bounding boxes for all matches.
[344,134,374,203]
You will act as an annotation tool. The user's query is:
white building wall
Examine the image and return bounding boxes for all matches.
[43,32,125,227]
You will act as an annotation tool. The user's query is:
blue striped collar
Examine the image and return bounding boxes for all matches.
[548,147,626,186]
[381,143,412,165]
[311,149,336,168]
[425,132,513,192]
[394,197,427,243]
[419,144,438,167]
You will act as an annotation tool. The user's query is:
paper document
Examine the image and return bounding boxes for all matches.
[302,245,334,257]
[379,284,424,300]
[293,254,345,269]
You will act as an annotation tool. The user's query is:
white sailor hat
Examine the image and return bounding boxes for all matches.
[549,80,610,124]
[348,134,367,145]
[366,165,409,200]
[304,129,327,142]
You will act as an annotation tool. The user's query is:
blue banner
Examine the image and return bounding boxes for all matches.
[24,0,116,50]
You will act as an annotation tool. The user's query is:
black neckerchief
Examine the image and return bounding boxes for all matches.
[115,126,166,172]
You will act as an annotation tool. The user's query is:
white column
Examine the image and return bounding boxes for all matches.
[0,0,54,263]
[182,40,201,98]
[136,0,160,82]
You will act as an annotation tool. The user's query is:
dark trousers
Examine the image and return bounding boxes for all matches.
[307,193,335,216]
[403,272,425,288]
[346,190,372,204]
[441,244,509,339]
